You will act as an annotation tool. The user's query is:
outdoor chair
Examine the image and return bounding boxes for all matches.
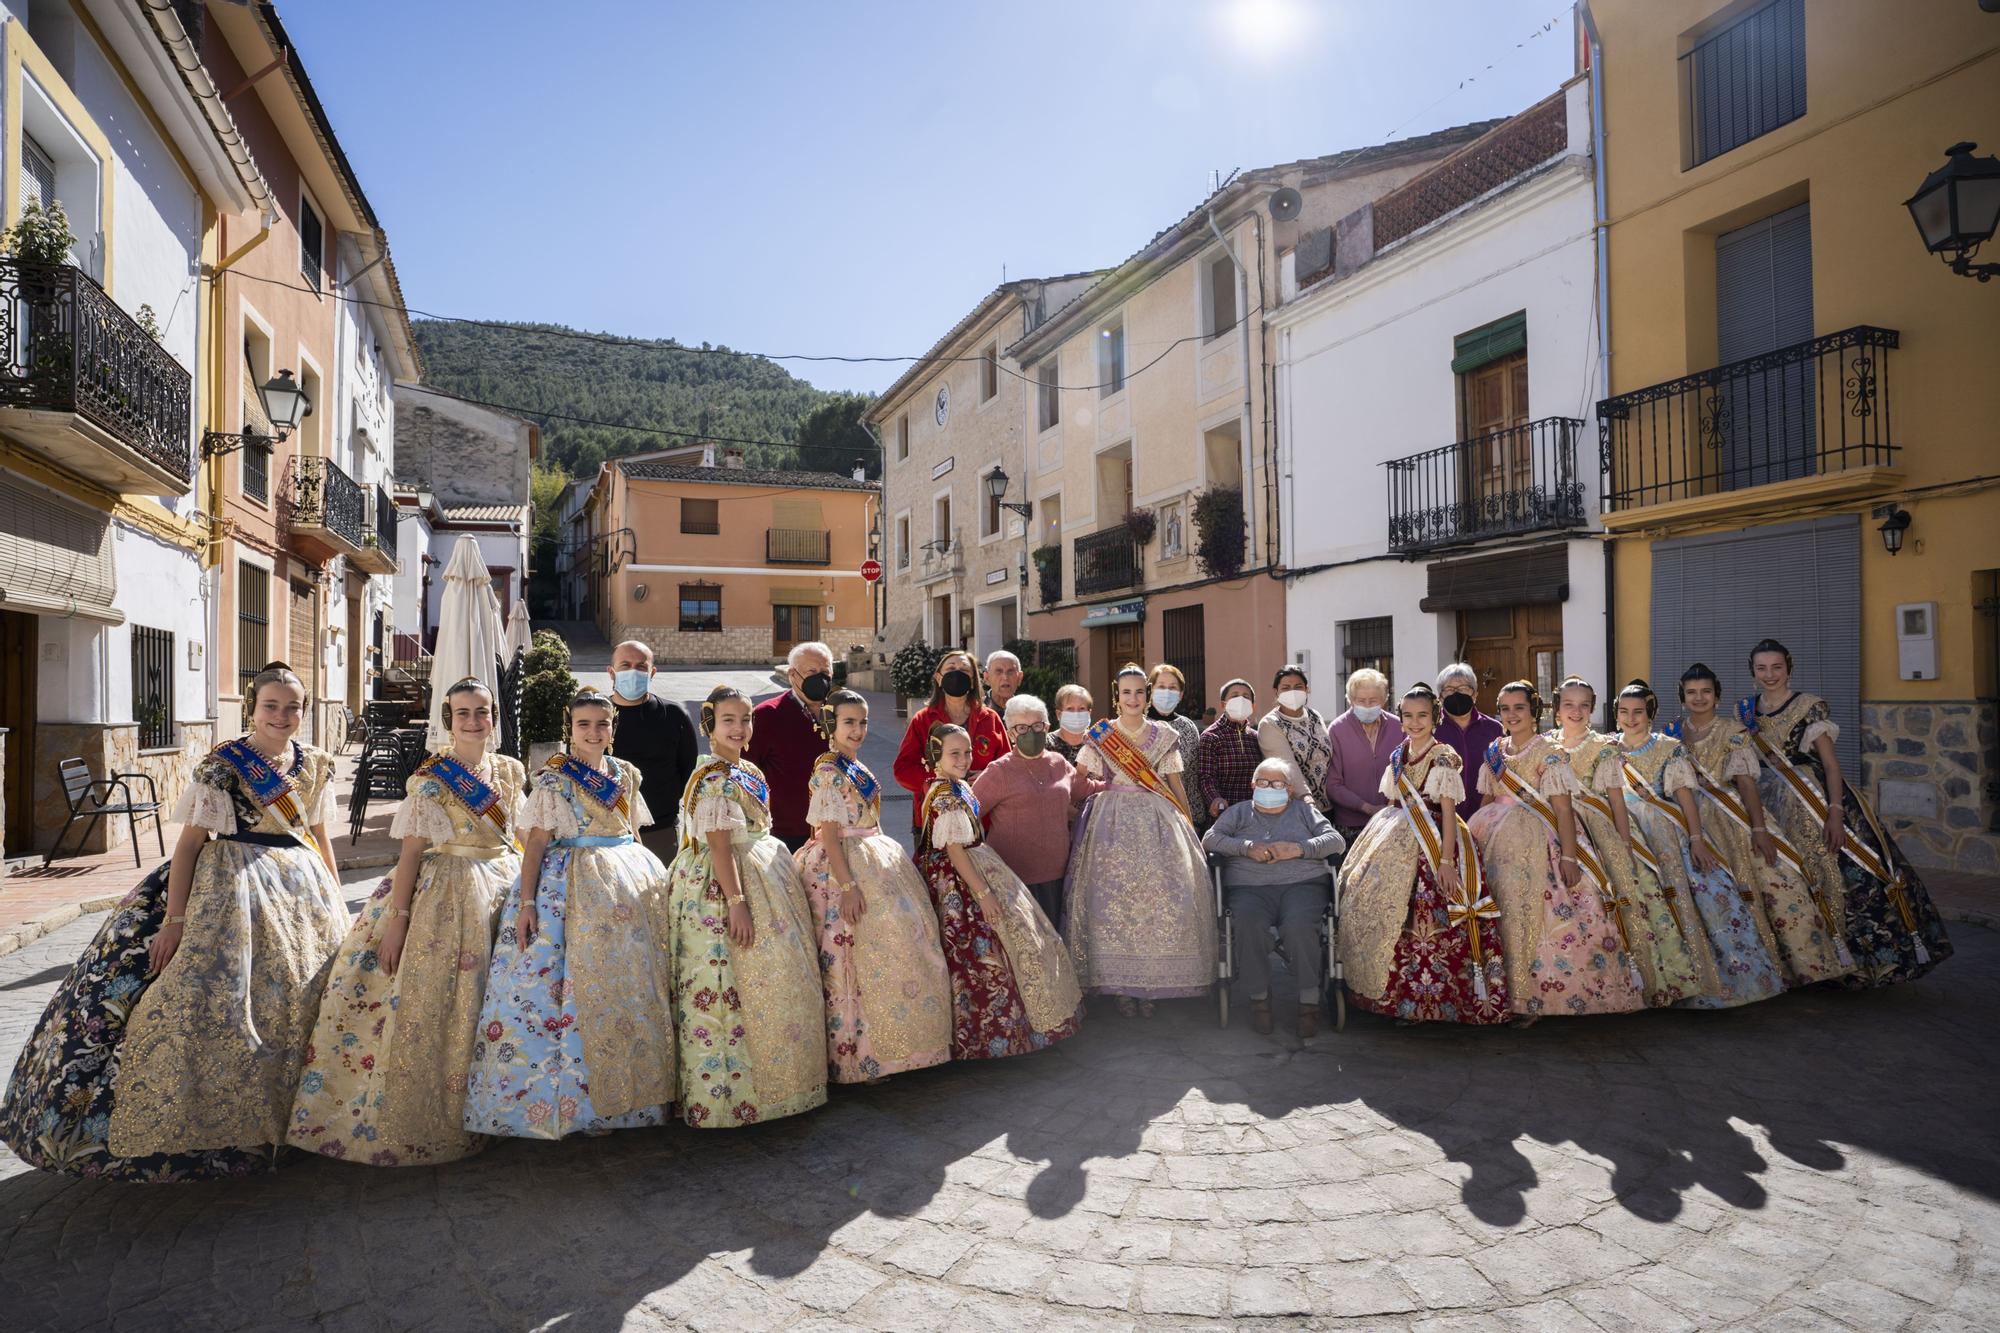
[44,757,165,869]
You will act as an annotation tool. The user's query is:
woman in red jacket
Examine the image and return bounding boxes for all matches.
[894,649,1009,830]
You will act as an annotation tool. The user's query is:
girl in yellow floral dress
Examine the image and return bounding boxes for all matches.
[1,664,348,1180]
[659,685,827,1127]
[288,679,524,1165]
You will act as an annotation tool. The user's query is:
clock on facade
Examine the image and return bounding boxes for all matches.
[934,384,950,427]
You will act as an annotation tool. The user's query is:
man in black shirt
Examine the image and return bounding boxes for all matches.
[607,639,699,859]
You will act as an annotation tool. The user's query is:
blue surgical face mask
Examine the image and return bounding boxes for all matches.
[1252,786,1290,811]
[1350,704,1384,724]
[613,669,650,699]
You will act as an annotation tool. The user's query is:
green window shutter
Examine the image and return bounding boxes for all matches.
[1450,312,1528,374]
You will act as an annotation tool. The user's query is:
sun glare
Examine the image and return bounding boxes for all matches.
[1217,0,1315,62]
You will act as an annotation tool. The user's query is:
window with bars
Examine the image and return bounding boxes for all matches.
[679,584,722,633]
[237,562,270,691]
[1160,605,1207,718]
[1681,0,1806,169]
[1339,617,1394,683]
[131,625,175,749]
[299,191,325,292]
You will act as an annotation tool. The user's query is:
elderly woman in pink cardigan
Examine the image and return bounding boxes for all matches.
[970,693,1097,931]
[1324,667,1404,842]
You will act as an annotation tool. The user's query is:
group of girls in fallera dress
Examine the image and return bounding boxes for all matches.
[1337,639,1949,1026]
[0,634,1953,1180]
[0,671,1081,1180]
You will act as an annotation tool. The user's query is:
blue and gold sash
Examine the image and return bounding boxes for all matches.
[824,751,879,803]
[919,776,981,839]
[214,739,317,853]
[678,758,771,851]
[546,752,628,820]
[417,753,520,852]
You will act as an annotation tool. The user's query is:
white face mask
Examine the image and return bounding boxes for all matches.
[1350,704,1383,724]
[1151,689,1182,715]
[1278,689,1308,712]
[1059,709,1091,734]
[1223,696,1254,723]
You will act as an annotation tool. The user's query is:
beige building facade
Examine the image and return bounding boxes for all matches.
[869,274,1100,669]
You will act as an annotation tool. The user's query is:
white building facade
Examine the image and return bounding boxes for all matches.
[1274,79,1606,714]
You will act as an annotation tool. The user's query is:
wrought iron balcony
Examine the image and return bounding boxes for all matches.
[766,527,832,565]
[351,483,401,574]
[1386,417,1588,554]
[1074,526,1141,597]
[0,258,194,494]
[285,455,367,561]
[915,531,963,586]
[1597,326,1899,513]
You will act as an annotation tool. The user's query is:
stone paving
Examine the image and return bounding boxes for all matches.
[0,854,1994,1331]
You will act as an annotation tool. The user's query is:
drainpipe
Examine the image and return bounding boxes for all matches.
[1206,207,1258,567]
[1579,0,1616,709]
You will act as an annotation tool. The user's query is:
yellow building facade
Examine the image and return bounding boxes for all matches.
[1591,0,2000,869]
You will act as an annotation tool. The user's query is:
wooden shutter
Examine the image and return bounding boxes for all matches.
[19,137,55,215]
[1647,515,1859,777]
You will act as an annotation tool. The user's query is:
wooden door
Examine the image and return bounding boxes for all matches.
[1096,622,1143,713]
[1461,351,1531,506]
[773,604,819,658]
[0,609,35,854]
[1457,602,1563,727]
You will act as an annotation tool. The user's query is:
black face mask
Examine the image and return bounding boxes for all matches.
[1442,692,1475,718]
[800,672,833,702]
[940,670,974,699]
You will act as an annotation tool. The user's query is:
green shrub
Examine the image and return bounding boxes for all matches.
[1019,665,1068,706]
[524,630,571,679]
[1193,486,1246,579]
[890,640,942,700]
[521,668,578,744]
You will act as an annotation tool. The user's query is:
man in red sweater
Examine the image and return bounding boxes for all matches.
[746,641,835,851]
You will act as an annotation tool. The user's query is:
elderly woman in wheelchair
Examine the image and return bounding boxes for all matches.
[1201,758,1345,1037]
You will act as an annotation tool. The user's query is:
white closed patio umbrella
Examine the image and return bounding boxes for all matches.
[428,536,507,749]
[505,600,533,662]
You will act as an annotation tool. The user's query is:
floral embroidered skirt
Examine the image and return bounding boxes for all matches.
[1701,806,1853,989]
[1572,805,1715,1007]
[462,843,675,1138]
[1339,815,1508,1025]
[917,843,1081,1060]
[1063,790,1217,999]
[795,831,951,1083]
[1467,800,1646,1017]
[660,830,827,1127]
[288,849,516,1165]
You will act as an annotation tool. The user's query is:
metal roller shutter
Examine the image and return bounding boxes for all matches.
[1715,203,1815,488]
[1648,514,1860,777]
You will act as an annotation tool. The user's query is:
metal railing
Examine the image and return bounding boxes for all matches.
[1074,527,1141,597]
[766,527,831,565]
[286,454,367,549]
[0,258,194,485]
[1386,416,1588,553]
[371,482,398,552]
[1596,325,1898,513]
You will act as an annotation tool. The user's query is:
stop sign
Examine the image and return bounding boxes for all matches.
[861,559,883,583]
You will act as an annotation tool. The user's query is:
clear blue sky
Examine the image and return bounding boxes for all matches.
[281,1,1576,396]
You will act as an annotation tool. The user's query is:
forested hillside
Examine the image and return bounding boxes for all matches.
[411,319,877,479]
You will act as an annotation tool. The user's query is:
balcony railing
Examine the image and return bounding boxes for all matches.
[1596,326,1898,512]
[766,527,831,565]
[350,482,401,574]
[373,482,398,552]
[1074,527,1141,597]
[0,258,194,492]
[286,455,367,554]
[1386,416,1588,554]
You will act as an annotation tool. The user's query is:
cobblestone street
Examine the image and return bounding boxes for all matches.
[1,873,1994,1331]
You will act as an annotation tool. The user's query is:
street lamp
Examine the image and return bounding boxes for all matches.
[1904,142,2000,282]
[1874,504,1912,556]
[200,369,314,459]
[983,466,1035,519]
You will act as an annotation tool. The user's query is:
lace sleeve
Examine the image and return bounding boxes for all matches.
[929,808,979,848]
[1378,766,1400,801]
[690,794,747,837]
[517,776,583,838]
[1722,737,1760,782]
[1476,761,1498,799]
[1076,745,1105,778]
[1592,752,1626,794]
[1156,742,1185,777]
[1423,762,1466,805]
[389,781,458,845]
[304,751,337,827]
[1662,752,1698,797]
[1800,718,1840,750]
[1536,752,1584,798]
[806,764,850,826]
[172,761,238,834]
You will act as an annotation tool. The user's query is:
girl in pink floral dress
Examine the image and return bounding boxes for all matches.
[1466,681,1645,1021]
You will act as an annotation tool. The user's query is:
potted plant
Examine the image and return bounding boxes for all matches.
[1193,486,1246,578]
[521,631,578,768]
[1123,506,1158,546]
[4,199,77,268]
[890,639,943,717]
[5,200,77,372]
[1032,544,1061,603]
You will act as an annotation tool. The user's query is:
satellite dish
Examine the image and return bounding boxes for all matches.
[1269,187,1303,222]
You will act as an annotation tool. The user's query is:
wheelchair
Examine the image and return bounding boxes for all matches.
[1209,849,1345,1033]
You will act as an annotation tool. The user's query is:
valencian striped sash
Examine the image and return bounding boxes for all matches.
[418,753,520,852]
[1392,756,1497,1001]
[1087,719,1191,820]
[547,752,628,820]
[1618,756,1700,934]
[1740,701,1924,954]
[214,739,317,854]
[1491,756,1640,965]
[1568,768,1684,937]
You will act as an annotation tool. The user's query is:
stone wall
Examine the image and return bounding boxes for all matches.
[393,397,533,510]
[615,622,776,667]
[31,720,214,857]
[1862,699,1999,874]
